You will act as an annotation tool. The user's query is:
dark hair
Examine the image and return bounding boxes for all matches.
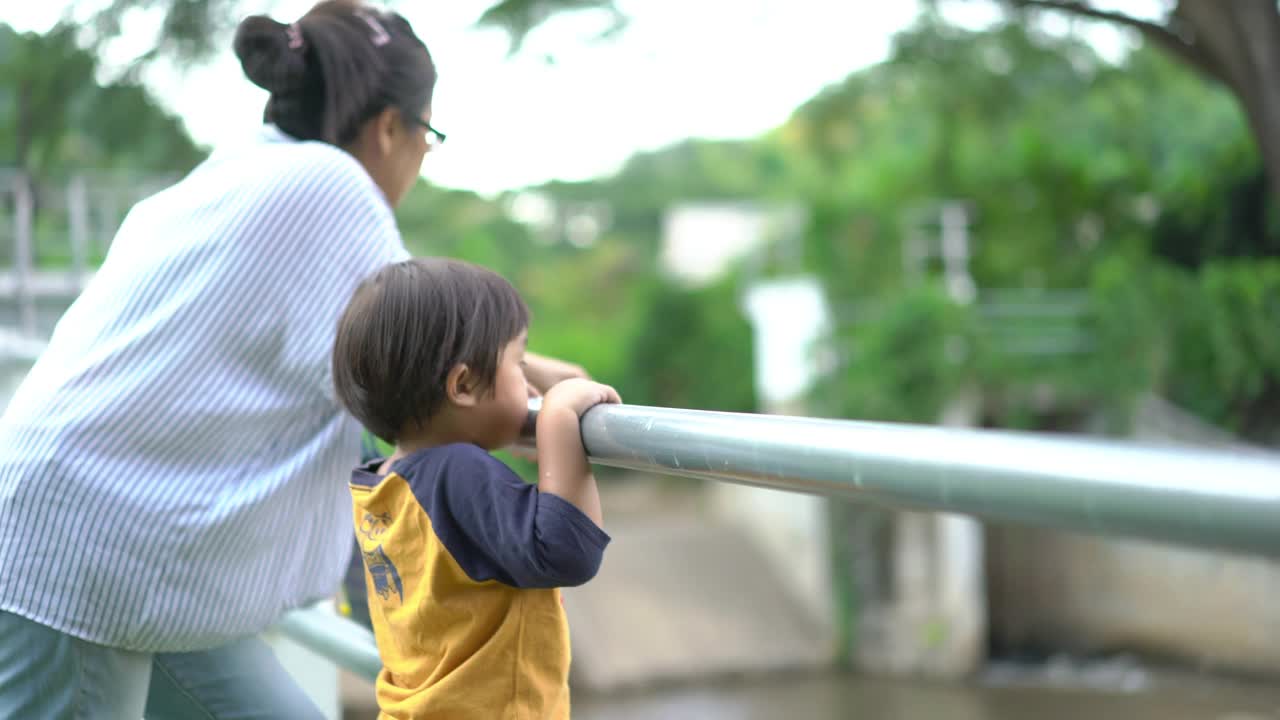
[333,258,530,443]
[233,0,436,146]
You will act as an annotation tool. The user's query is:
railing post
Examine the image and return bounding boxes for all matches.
[13,173,35,337]
[68,175,90,290]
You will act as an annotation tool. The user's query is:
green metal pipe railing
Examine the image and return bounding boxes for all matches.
[279,400,1280,681]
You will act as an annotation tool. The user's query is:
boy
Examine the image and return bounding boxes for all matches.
[331,258,619,719]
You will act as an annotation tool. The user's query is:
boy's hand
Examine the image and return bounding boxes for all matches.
[535,379,618,527]
[542,378,621,418]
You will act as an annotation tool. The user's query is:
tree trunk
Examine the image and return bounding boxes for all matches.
[1175,0,1280,200]
[1013,0,1280,203]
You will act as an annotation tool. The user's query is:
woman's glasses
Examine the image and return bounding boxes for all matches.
[409,117,446,148]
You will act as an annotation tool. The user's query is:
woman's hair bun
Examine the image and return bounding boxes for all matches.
[234,14,309,96]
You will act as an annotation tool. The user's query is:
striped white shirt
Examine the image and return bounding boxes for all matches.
[0,126,408,651]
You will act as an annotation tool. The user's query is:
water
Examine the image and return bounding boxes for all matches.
[573,670,1280,720]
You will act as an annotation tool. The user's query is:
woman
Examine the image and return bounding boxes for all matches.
[0,2,582,717]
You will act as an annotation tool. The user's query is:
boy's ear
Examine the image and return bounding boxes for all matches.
[446,364,478,407]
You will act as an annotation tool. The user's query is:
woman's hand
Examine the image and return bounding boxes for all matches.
[522,352,590,394]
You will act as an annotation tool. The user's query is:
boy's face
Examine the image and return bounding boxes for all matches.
[472,331,530,450]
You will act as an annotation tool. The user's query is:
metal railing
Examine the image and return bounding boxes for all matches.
[275,604,382,681]
[1,170,164,336]
[573,403,1279,555]
[280,400,1280,681]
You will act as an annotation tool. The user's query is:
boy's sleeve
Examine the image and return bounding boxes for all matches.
[413,444,611,589]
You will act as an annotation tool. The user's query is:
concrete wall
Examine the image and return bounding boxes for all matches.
[719,275,838,649]
[988,526,1280,674]
[709,482,836,636]
[848,391,987,678]
[988,395,1280,676]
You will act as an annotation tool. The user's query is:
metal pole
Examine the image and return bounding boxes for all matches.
[274,604,382,681]
[524,402,1280,557]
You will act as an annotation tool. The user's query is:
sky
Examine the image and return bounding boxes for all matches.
[7,1,1147,196]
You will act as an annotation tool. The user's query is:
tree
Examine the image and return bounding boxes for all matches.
[782,18,1253,291]
[495,0,1280,206]
[984,1,1280,205]
[96,0,1280,203]
[89,0,623,64]
[475,0,624,54]
[1,22,204,268]
[0,23,202,177]
[408,0,1280,212]
[0,24,94,175]
[487,0,1280,217]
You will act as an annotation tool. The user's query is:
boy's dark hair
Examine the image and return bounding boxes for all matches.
[234,0,436,147]
[333,258,530,443]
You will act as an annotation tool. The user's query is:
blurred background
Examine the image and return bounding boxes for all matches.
[3,1,1280,718]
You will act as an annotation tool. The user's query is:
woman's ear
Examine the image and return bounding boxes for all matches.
[446,364,478,407]
[372,106,400,158]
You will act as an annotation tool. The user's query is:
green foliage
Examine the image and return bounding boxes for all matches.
[91,0,623,65]
[786,17,1279,440]
[822,285,977,423]
[1152,136,1280,267]
[816,254,1280,442]
[1081,256,1280,440]
[1087,255,1179,398]
[789,19,1246,301]
[399,183,644,390]
[1,23,204,270]
[0,23,203,176]
[395,182,536,270]
[0,24,93,173]
[620,276,756,413]
[13,5,1277,445]
[1164,261,1280,439]
[92,0,238,63]
[475,0,625,54]
[77,81,204,173]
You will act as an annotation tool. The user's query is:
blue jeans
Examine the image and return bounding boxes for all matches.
[0,610,323,719]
